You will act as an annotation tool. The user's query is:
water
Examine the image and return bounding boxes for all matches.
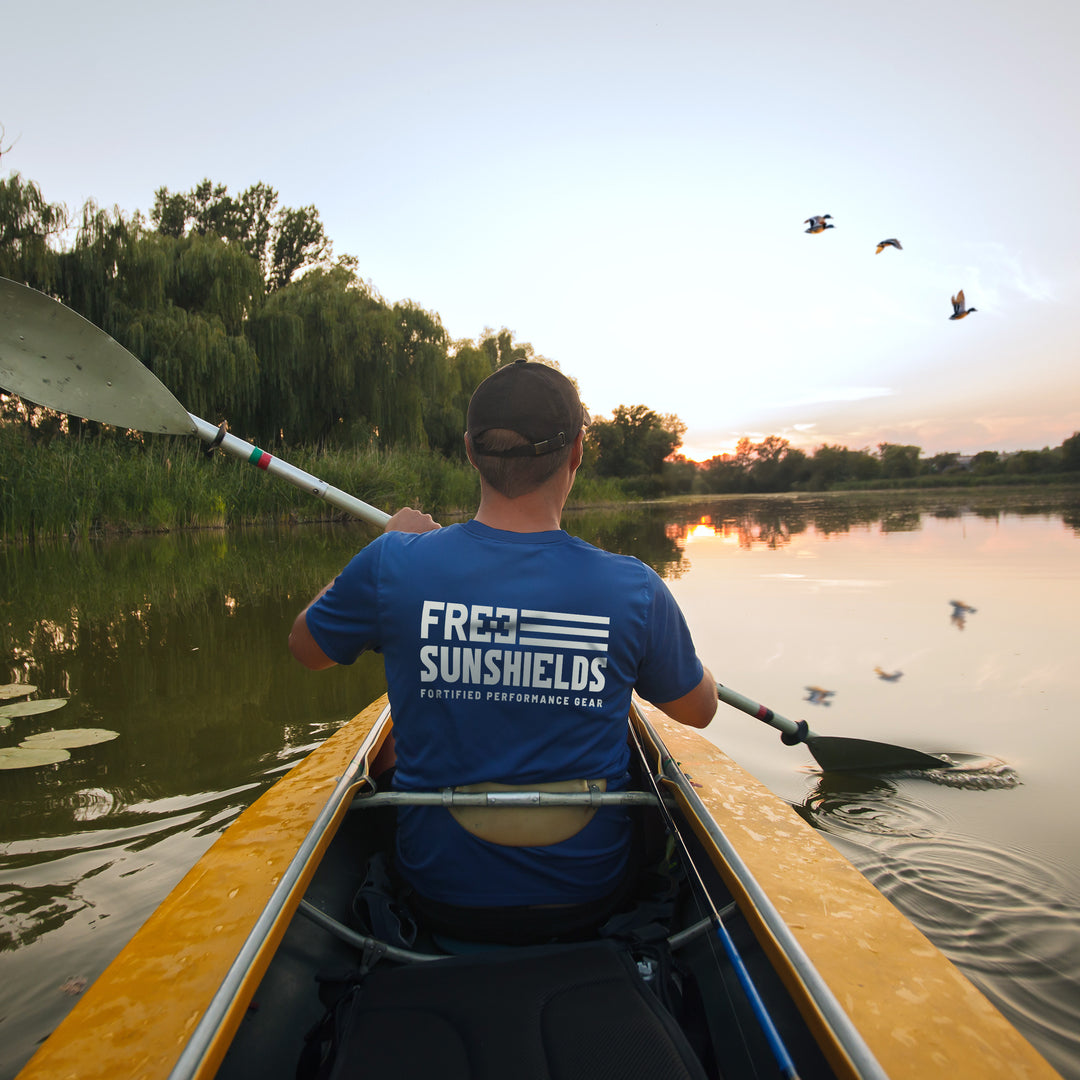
[2,491,1078,1077]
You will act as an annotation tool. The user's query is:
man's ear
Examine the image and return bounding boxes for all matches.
[464,432,478,468]
[570,429,585,470]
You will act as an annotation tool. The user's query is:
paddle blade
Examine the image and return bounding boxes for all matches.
[805,734,953,773]
[0,278,195,435]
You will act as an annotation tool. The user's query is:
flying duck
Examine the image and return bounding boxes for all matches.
[950,290,977,319]
[873,667,903,681]
[875,239,902,253]
[804,215,834,234]
[804,686,836,705]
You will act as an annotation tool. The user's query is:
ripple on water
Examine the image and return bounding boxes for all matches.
[797,774,949,840]
[860,836,1080,1078]
[794,772,1080,1077]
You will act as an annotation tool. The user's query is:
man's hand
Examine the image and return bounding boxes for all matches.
[386,508,441,534]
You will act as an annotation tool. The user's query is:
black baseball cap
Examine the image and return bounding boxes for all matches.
[467,359,588,457]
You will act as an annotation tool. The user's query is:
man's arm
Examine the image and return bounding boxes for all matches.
[653,665,717,729]
[288,507,440,671]
[289,583,337,670]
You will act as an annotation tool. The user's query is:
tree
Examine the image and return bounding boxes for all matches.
[749,435,809,491]
[926,452,960,473]
[877,443,922,479]
[971,450,1001,475]
[245,260,393,447]
[151,179,330,291]
[1005,449,1056,476]
[51,202,264,428]
[0,173,68,290]
[1061,433,1080,472]
[588,405,686,478]
[268,204,331,291]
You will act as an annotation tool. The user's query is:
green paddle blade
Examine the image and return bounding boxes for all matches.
[0,278,196,435]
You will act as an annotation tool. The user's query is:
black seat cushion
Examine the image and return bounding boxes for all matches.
[324,940,709,1080]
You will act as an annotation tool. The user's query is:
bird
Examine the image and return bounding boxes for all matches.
[874,667,903,681]
[804,686,835,705]
[875,239,902,254]
[950,290,977,319]
[804,215,834,234]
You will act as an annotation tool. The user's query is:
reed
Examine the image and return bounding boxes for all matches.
[0,427,635,542]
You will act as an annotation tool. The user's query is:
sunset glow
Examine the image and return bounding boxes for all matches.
[3,1,1076,457]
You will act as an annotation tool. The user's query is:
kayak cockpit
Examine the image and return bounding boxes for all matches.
[211,709,846,1080]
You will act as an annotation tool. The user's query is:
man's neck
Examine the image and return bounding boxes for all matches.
[473,491,564,533]
[467,433,580,533]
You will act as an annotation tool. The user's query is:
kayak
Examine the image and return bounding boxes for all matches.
[16,696,1059,1080]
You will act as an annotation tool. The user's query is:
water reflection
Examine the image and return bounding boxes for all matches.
[0,527,392,1077]
[650,489,1080,552]
[567,506,689,578]
[3,491,1080,1078]
[654,489,1080,1078]
[949,600,978,629]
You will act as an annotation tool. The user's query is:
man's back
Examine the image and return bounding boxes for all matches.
[303,519,705,907]
[291,358,714,927]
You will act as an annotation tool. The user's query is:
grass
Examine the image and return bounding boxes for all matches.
[0,426,635,542]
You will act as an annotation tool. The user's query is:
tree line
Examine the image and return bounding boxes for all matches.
[660,434,1080,497]
[1,172,537,458]
[2,165,1077,495]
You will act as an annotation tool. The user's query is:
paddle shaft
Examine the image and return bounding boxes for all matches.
[717,683,812,744]
[189,416,390,528]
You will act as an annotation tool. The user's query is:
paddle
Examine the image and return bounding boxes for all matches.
[1,277,953,773]
[0,277,390,528]
[717,682,954,772]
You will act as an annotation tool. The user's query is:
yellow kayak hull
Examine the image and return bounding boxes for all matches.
[18,697,1058,1080]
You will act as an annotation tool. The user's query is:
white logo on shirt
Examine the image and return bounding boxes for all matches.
[417,600,608,695]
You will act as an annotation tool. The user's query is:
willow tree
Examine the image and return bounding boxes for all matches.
[57,203,264,425]
[245,262,398,447]
[370,301,451,450]
[0,173,67,291]
[424,340,497,458]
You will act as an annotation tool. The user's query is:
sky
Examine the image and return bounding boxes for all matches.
[4,0,1079,460]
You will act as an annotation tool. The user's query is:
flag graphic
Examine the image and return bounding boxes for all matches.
[517,609,610,651]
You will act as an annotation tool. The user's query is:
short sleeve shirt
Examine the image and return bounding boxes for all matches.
[305,520,704,906]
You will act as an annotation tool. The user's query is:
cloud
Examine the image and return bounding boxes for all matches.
[769,386,894,408]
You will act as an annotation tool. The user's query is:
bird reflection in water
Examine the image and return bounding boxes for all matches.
[874,667,903,681]
[950,600,977,629]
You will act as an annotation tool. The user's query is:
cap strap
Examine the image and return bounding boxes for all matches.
[475,431,568,458]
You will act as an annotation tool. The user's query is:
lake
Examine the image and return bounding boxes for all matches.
[2,489,1079,1078]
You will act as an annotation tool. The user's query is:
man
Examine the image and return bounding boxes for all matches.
[289,358,715,941]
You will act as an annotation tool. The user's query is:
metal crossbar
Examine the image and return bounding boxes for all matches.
[351,790,662,810]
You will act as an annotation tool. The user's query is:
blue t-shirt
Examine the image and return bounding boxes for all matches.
[305,520,704,907]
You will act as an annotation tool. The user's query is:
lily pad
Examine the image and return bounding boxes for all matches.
[0,698,68,719]
[21,728,119,750]
[0,746,72,770]
[0,684,38,700]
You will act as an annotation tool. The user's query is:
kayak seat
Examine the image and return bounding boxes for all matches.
[308,939,709,1080]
